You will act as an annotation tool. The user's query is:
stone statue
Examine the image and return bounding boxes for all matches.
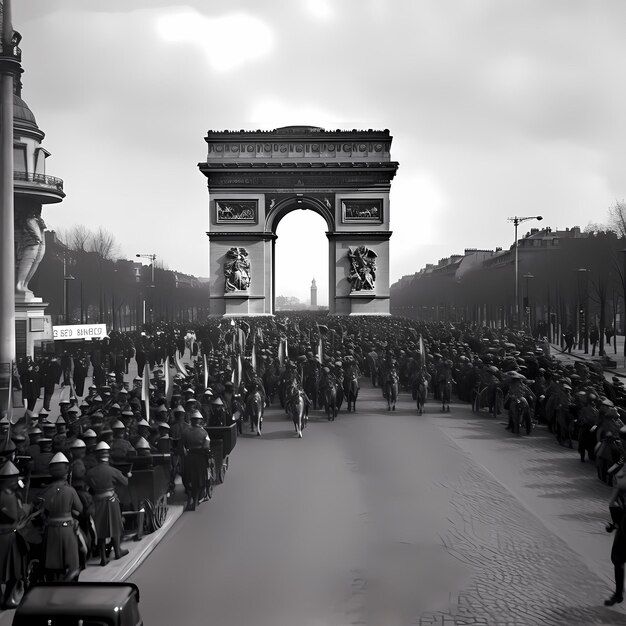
[15,206,46,295]
[224,247,251,292]
[348,246,377,291]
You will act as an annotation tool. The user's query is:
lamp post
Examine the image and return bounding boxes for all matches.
[63,254,75,325]
[136,253,156,325]
[577,268,589,354]
[507,215,543,329]
[523,273,534,332]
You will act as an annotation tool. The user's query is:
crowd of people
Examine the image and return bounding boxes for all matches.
[0,313,625,607]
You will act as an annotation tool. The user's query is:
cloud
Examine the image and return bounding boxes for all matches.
[155,8,274,72]
[302,0,335,21]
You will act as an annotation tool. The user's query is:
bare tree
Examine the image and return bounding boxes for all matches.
[607,200,626,238]
[89,226,119,261]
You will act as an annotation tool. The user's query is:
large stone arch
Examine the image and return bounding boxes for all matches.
[199,126,398,316]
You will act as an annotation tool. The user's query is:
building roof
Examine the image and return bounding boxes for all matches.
[13,94,38,128]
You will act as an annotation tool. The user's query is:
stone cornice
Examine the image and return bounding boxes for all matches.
[204,127,391,140]
[199,161,398,170]
[206,231,278,241]
[325,231,392,240]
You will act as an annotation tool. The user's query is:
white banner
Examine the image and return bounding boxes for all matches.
[52,324,108,341]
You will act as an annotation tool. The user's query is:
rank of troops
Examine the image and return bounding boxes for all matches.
[2,316,626,607]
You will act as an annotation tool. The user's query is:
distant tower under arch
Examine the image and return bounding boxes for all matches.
[310,277,317,308]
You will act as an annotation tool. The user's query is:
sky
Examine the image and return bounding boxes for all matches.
[12,0,626,306]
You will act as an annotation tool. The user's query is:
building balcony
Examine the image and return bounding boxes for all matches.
[14,170,65,204]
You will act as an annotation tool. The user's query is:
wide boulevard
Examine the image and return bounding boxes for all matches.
[128,383,625,626]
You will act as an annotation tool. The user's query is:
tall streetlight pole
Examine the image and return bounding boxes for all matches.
[63,254,75,325]
[523,273,534,332]
[136,253,156,325]
[577,268,589,354]
[507,215,543,329]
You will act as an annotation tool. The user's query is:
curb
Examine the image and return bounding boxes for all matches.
[80,505,184,583]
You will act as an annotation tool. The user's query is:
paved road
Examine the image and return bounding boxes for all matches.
[129,385,626,626]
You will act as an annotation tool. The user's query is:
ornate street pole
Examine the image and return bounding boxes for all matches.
[507,215,543,330]
[0,0,22,379]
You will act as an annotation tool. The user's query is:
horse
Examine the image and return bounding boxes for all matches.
[344,373,359,412]
[555,403,574,447]
[439,371,453,413]
[303,369,320,410]
[415,373,428,415]
[509,397,531,435]
[245,389,264,436]
[263,367,280,407]
[384,371,399,411]
[321,381,338,421]
[286,384,306,438]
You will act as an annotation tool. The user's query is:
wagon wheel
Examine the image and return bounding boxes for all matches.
[224,455,229,471]
[206,478,213,500]
[150,494,169,530]
[141,499,155,534]
[208,457,217,482]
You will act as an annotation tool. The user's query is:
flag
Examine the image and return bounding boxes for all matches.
[419,334,426,367]
[317,336,323,363]
[59,385,71,404]
[141,363,150,403]
[251,341,257,372]
[239,328,246,352]
[174,354,187,377]
[240,320,250,336]
[203,353,209,388]
[164,356,172,396]
[317,324,329,335]
[278,338,285,367]
[237,354,243,387]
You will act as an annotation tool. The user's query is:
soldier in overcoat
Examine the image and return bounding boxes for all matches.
[181,410,210,511]
[85,442,129,566]
[0,461,28,609]
[38,453,84,581]
[605,465,626,605]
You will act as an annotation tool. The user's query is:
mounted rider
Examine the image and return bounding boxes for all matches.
[504,371,535,431]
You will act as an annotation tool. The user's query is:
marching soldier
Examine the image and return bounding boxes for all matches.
[181,410,210,511]
[39,453,84,581]
[0,461,28,609]
[85,441,129,566]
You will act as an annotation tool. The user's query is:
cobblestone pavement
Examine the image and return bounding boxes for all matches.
[418,460,622,625]
[416,391,625,626]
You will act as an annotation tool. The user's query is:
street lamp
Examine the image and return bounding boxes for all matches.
[136,253,156,325]
[62,253,75,325]
[523,273,534,332]
[507,215,543,329]
[135,253,156,287]
[577,268,589,354]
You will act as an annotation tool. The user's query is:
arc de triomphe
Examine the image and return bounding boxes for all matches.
[198,126,398,316]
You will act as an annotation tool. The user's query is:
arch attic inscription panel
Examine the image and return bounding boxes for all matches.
[198,126,398,316]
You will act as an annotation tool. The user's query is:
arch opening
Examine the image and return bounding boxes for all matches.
[274,207,328,311]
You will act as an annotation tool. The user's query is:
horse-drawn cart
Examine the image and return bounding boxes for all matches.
[206,422,237,485]
[113,453,171,539]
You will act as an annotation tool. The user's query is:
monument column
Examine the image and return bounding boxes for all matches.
[0,0,21,375]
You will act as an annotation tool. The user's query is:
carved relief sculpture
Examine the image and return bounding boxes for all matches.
[348,246,377,291]
[216,200,257,223]
[15,206,46,295]
[224,247,251,292]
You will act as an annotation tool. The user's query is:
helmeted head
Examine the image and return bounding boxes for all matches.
[49,452,70,479]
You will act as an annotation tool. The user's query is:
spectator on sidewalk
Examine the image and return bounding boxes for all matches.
[606,325,615,347]
[563,329,575,354]
[590,326,600,357]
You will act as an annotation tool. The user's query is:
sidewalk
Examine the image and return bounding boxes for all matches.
[550,333,626,379]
